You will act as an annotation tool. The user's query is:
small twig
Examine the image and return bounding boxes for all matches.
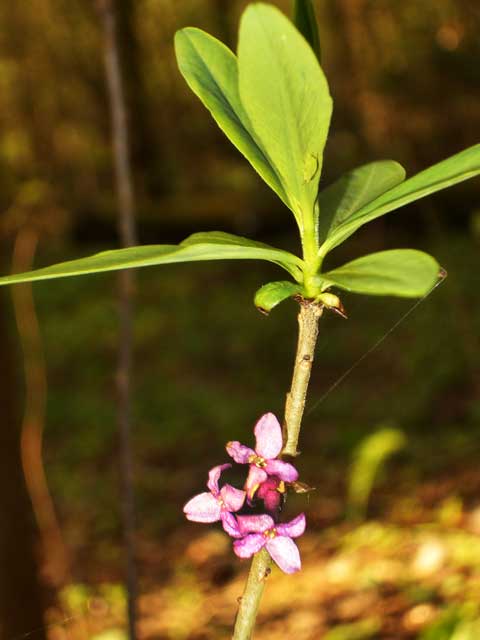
[232,300,323,639]
[97,1,139,638]
[12,228,70,587]
[11,225,91,640]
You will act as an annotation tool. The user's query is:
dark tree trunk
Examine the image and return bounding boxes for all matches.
[115,0,164,197]
[0,283,46,640]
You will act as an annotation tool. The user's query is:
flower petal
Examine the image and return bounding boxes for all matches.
[276,513,306,539]
[257,476,281,496]
[265,459,299,482]
[207,463,231,495]
[221,512,242,538]
[257,476,284,512]
[254,413,283,459]
[236,514,274,535]
[226,441,255,464]
[261,488,283,513]
[266,536,301,574]
[220,484,246,513]
[233,534,265,558]
[183,492,221,523]
[245,465,268,501]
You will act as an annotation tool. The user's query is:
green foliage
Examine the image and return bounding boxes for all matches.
[0,231,303,286]
[319,145,480,256]
[317,160,406,245]
[254,281,303,313]
[347,426,407,520]
[238,4,332,233]
[293,0,321,62]
[419,605,480,640]
[174,28,290,208]
[1,3,479,307]
[320,249,440,298]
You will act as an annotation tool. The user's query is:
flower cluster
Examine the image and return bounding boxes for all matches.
[183,413,306,574]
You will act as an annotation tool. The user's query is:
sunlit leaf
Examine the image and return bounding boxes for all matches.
[347,426,407,521]
[293,0,321,61]
[174,28,289,207]
[320,145,480,254]
[0,232,303,287]
[254,280,303,313]
[321,249,440,298]
[318,160,406,245]
[238,3,332,231]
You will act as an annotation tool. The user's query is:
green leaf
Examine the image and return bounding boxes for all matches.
[293,0,321,62]
[238,3,332,231]
[347,426,407,521]
[318,160,406,244]
[321,249,441,298]
[320,144,480,255]
[254,280,303,313]
[0,232,303,287]
[174,28,289,208]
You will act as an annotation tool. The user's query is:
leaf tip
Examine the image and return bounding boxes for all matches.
[256,306,270,316]
[254,281,303,314]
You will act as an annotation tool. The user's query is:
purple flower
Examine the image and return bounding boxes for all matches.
[183,464,246,538]
[232,513,306,574]
[226,413,298,501]
[256,476,285,513]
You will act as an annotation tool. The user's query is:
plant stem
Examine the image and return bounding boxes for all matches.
[232,548,271,639]
[283,300,323,456]
[232,299,323,640]
[301,218,321,299]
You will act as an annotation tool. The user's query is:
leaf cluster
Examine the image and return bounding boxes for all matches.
[1,2,479,313]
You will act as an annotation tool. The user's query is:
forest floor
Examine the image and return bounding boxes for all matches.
[45,463,480,640]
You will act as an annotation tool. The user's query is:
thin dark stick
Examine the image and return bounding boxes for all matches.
[116,269,137,640]
[99,0,138,247]
[97,1,138,638]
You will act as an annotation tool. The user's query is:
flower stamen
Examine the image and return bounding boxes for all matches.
[248,453,267,468]
[263,528,277,539]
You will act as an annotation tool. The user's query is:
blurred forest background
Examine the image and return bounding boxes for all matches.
[0,1,479,639]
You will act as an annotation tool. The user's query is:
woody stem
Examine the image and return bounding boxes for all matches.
[232,299,323,640]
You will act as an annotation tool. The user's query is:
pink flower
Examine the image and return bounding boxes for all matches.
[226,413,298,501]
[256,476,285,513]
[183,464,246,538]
[232,513,306,574]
